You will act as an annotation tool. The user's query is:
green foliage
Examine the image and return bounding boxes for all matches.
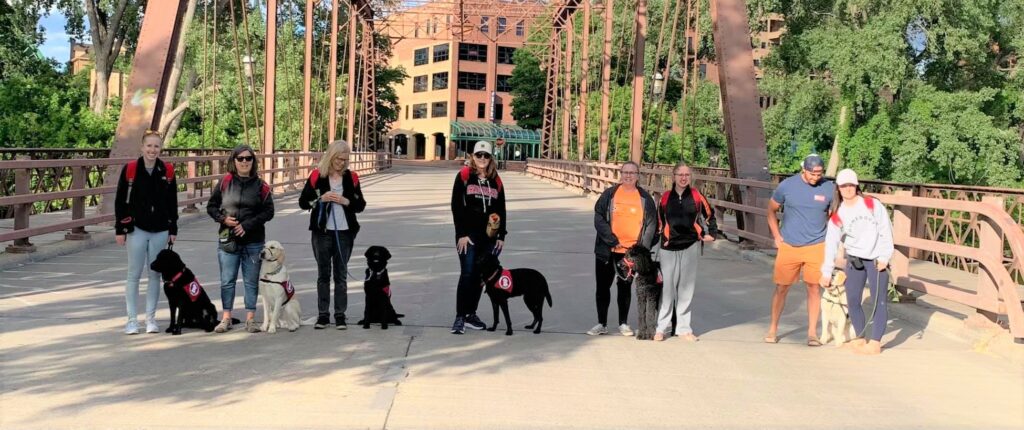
[509,48,545,130]
[760,75,838,172]
[0,71,117,149]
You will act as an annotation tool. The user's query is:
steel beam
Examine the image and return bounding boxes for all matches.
[264,0,277,155]
[577,0,590,161]
[598,0,613,162]
[302,0,314,152]
[628,0,647,163]
[561,15,574,160]
[346,8,358,145]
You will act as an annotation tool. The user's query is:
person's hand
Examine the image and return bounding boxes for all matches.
[233,224,246,237]
[116,235,126,246]
[169,235,176,245]
[774,236,785,249]
[337,195,350,206]
[702,235,716,242]
[456,236,474,254]
[224,216,239,227]
[321,191,340,204]
[820,274,832,289]
[877,260,888,271]
[493,240,505,254]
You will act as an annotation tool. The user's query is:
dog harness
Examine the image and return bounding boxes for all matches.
[171,271,203,302]
[617,256,663,284]
[259,278,296,306]
[366,269,391,297]
[481,267,512,293]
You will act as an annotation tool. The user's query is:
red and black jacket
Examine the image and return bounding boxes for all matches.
[114,157,179,236]
[299,168,366,234]
[451,166,507,241]
[658,186,719,251]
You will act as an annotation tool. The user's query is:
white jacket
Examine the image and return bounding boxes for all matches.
[821,196,895,277]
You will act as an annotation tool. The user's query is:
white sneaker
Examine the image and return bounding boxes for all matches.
[145,319,160,334]
[618,324,634,336]
[586,324,607,336]
[125,320,140,335]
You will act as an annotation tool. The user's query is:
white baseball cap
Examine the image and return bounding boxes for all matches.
[836,168,859,186]
[473,141,493,155]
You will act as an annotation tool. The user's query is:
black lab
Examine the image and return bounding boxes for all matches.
[476,253,553,336]
[622,245,661,340]
[358,245,404,329]
[150,249,223,335]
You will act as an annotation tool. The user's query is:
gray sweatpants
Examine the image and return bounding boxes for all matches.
[657,244,700,335]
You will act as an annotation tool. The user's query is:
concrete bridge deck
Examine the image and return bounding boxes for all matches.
[1,166,1021,429]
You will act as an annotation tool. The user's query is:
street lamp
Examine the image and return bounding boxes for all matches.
[652,71,665,97]
[242,55,254,91]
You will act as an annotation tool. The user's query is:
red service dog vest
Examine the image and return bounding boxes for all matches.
[172,272,204,302]
[282,280,295,304]
[496,269,514,293]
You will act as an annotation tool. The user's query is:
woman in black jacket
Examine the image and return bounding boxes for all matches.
[207,145,275,333]
[449,140,507,335]
[114,130,178,335]
[299,139,366,329]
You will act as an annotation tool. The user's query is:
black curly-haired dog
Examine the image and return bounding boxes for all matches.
[150,248,224,335]
[476,252,553,336]
[622,245,661,340]
[358,245,404,329]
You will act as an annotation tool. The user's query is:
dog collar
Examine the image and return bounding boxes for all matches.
[171,271,184,282]
[263,264,283,277]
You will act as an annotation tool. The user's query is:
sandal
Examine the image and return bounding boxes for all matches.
[807,337,823,347]
[763,333,779,344]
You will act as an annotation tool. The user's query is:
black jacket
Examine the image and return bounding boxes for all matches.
[451,166,507,241]
[206,174,275,245]
[114,157,179,236]
[299,169,366,234]
[593,183,658,262]
[658,185,719,251]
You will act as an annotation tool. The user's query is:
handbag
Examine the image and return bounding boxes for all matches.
[218,226,239,254]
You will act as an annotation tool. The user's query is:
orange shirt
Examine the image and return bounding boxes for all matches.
[611,186,644,253]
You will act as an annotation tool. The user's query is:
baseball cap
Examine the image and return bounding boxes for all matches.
[473,141,492,155]
[802,154,825,171]
[836,168,859,186]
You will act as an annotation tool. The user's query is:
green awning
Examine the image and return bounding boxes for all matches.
[449,121,540,145]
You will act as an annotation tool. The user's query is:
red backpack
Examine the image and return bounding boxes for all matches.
[124,160,174,204]
[829,196,877,228]
[307,168,360,188]
[219,173,271,201]
[458,166,502,192]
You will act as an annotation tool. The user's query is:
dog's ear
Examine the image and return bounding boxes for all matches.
[382,247,391,261]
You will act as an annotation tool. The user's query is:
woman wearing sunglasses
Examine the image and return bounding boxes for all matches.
[207,145,276,333]
[114,130,178,335]
[449,141,507,334]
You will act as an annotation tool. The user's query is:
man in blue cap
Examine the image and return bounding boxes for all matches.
[764,154,835,346]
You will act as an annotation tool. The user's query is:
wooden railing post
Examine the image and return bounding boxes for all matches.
[6,155,36,253]
[65,158,90,240]
[910,184,928,259]
[890,190,915,302]
[970,195,1005,327]
[183,151,199,213]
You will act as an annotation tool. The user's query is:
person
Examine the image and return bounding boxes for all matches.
[299,139,366,329]
[765,154,835,346]
[588,161,658,336]
[450,140,507,334]
[820,169,894,355]
[114,130,178,335]
[654,163,718,342]
[207,145,275,333]
[395,146,402,158]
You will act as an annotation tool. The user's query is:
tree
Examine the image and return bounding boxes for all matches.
[509,47,545,129]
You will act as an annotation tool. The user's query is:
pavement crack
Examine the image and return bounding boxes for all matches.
[381,335,414,430]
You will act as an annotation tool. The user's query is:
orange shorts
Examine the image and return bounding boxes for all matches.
[773,242,825,286]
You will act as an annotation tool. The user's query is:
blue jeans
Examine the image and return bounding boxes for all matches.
[218,242,264,312]
[125,229,169,322]
[455,236,497,316]
[311,230,354,320]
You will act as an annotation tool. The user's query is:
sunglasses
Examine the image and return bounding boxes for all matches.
[474,152,491,159]
[235,155,255,162]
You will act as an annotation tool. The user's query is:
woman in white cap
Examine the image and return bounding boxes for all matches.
[820,168,894,354]
[449,140,507,334]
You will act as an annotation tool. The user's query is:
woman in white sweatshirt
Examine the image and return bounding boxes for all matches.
[819,169,894,355]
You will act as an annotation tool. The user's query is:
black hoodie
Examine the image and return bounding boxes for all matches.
[451,166,507,241]
[206,174,275,245]
[298,168,367,234]
[114,157,179,236]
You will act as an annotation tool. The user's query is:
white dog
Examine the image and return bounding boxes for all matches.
[820,270,871,347]
[259,241,302,333]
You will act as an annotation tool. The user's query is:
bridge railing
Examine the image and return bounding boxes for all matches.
[526,158,1024,339]
[0,151,390,251]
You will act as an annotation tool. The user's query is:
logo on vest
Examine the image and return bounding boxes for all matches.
[497,269,513,293]
[185,280,203,302]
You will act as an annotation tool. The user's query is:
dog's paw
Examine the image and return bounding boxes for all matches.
[524,324,535,329]
[357,319,367,325]
[382,325,388,330]
[267,327,277,334]
[165,326,175,333]
[486,327,496,332]
[505,330,514,336]
[533,328,542,334]
[172,329,182,336]
[362,324,371,329]
[391,320,403,326]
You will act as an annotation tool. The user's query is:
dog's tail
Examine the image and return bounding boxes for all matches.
[300,315,318,326]
[546,289,553,307]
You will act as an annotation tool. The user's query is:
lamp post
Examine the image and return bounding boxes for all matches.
[652,71,664,97]
[242,55,254,91]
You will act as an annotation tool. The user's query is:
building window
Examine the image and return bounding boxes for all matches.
[698,63,707,79]
[405,105,409,120]
[414,48,429,66]
[477,102,487,119]
[412,103,427,119]
[433,44,449,62]
[761,41,767,49]
[753,59,761,68]
[457,101,465,118]
[457,72,487,90]
[516,20,525,36]
[497,46,516,65]
[480,16,490,34]
[432,72,449,90]
[413,75,428,93]
[494,103,504,121]
[432,102,448,118]
[497,17,507,34]
[496,75,512,92]
[458,43,487,62]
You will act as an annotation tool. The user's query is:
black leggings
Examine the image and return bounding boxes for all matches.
[595,254,631,326]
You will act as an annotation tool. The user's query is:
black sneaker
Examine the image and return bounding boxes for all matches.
[335,316,347,330]
[464,314,486,330]
[450,316,465,334]
[314,316,329,329]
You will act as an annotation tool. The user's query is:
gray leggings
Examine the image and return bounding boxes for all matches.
[844,258,889,341]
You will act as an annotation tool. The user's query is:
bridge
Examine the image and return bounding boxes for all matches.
[1,163,1021,429]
